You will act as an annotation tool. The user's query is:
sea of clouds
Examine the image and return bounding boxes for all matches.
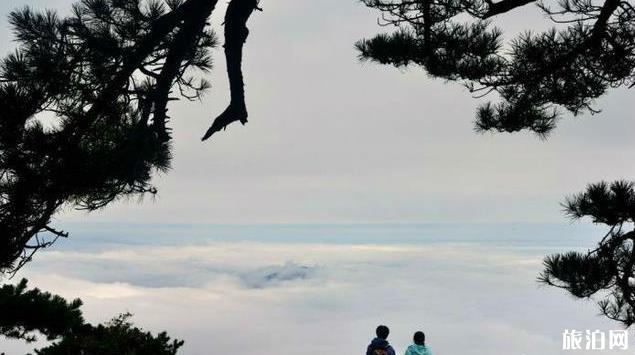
[2,234,630,355]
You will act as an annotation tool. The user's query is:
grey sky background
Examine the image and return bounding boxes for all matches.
[2,0,634,225]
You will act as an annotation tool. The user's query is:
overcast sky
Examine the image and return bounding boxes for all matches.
[2,0,634,225]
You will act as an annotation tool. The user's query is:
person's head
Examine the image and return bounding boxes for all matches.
[376,325,390,340]
[413,331,425,346]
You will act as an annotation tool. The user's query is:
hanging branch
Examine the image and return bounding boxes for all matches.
[201,0,261,141]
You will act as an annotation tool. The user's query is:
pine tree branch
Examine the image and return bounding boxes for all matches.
[150,2,216,140]
[201,0,260,141]
[482,0,537,18]
[70,0,214,137]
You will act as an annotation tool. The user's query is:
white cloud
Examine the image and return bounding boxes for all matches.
[3,241,628,355]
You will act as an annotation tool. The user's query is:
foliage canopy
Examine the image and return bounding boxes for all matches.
[0,0,259,274]
[358,0,634,136]
[0,279,183,354]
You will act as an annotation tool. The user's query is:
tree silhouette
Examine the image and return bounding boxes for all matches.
[0,279,183,354]
[0,278,83,343]
[357,0,634,136]
[540,181,635,326]
[0,0,259,274]
[35,312,183,355]
[359,0,635,325]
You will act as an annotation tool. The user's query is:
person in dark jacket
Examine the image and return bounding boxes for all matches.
[366,325,396,355]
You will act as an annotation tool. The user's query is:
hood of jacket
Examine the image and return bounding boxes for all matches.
[407,344,431,355]
[369,338,390,349]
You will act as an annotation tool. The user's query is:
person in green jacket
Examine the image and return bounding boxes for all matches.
[404,331,432,355]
